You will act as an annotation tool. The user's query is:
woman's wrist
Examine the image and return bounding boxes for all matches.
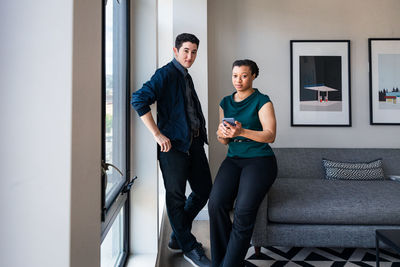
[217,134,227,140]
[237,127,245,137]
[216,130,228,140]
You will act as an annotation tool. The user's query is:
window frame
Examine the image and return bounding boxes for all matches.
[100,0,131,266]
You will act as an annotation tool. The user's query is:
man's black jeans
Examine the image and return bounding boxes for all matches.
[158,137,212,253]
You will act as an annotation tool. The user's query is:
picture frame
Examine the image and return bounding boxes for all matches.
[290,40,351,126]
[369,38,400,125]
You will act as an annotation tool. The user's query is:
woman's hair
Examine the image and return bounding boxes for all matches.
[232,59,259,78]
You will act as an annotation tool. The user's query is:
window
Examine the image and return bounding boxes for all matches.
[101,0,131,266]
[101,208,125,267]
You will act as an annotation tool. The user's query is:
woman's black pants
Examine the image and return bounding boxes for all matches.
[208,156,277,267]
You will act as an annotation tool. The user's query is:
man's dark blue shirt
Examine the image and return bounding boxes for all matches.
[131,60,207,153]
[172,58,201,132]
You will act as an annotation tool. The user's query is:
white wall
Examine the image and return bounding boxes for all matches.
[0,1,101,266]
[130,0,159,259]
[0,2,72,266]
[158,0,173,66]
[208,0,400,177]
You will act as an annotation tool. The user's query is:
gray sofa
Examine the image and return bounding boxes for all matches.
[252,148,400,251]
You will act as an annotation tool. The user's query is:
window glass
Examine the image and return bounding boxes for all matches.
[105,0,127,206]
[101,208,124,267]
[101,0,129,266]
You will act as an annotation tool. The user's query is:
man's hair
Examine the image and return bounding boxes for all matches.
[232,59,259,78]
[175,33,200,51]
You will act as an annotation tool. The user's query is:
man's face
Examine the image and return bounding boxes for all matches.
[173,42,198,69]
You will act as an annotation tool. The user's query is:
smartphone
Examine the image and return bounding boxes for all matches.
[222,117,236,126]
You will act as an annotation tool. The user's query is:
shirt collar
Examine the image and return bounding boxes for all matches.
[172,58,188,77]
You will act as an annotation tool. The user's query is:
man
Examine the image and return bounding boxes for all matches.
[131,33,212,267]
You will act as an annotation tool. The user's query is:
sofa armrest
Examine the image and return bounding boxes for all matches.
[251,193,268,246]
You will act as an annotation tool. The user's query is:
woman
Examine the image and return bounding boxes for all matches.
[208,59,278,267]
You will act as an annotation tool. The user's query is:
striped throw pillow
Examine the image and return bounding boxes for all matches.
[322,158,385,180]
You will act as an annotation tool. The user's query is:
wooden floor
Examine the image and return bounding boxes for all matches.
[154,215,400,267]
[156,214,211,267]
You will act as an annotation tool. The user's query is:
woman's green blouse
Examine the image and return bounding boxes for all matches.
[220,88,274,158]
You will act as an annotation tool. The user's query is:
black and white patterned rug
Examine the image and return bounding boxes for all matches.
[244,246,400,267]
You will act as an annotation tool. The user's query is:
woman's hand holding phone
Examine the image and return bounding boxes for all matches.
[220,118,242,138]
[222,118,236,127]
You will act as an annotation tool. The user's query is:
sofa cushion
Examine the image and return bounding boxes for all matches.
[322,158,385,180]
[268,178,400,225]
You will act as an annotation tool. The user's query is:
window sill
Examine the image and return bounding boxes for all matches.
[125,253,157,267]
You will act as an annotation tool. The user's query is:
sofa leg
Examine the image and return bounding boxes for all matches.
[254,246,261,257]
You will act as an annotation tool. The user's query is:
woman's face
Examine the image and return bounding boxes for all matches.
[232,65,255,92]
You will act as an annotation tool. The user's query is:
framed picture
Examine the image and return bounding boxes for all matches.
[369,38,400,125]
[290,40,351,126]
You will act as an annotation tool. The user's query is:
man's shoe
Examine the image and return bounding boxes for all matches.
[183,244,211,267]
[167,237,182,253]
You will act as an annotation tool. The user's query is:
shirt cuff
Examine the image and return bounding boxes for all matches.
[136,106,151,117]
